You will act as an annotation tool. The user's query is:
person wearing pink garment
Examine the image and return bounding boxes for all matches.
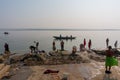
[88,39,91,50]
[83,38,86,48]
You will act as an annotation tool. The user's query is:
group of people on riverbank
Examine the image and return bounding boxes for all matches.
[52,38,92,52]
[106,38,118,49]
[53,40,65,51]
[29,41,41,53]
[3,37,119,75]
[52,38,119,74]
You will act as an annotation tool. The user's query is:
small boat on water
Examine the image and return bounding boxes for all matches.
[4,32,9,35]
[53,35,76,40]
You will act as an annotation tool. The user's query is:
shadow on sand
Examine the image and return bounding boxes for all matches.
[103,73,117,80]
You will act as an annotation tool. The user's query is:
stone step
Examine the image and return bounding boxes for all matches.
[0,64,5,71]
[51,73,61,80]
[0,65,10,79]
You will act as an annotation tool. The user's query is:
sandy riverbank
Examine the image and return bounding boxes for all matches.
[0,49,120,80]
[27,61,120,80]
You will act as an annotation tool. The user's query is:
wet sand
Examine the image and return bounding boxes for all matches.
[1,66,32,80]
[27,61,120,80]
[9,66,32,80]
[27,61,103,80]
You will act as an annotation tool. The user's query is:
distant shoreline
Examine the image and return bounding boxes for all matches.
[0,28,120,31]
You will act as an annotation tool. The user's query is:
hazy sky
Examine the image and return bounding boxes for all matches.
[0,0,120,29]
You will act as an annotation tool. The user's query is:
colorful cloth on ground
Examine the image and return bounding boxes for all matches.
[105,57,118,66]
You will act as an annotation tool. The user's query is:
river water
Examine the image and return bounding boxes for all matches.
[0,29,119,54]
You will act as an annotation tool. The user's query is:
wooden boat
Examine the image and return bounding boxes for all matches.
[53,35,76,40]
[4,32,9,35]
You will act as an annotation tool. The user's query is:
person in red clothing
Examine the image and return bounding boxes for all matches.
[83,38,86,48]
[88,39,91,50]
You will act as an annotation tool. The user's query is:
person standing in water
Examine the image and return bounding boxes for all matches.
[4,43,10,53]
[105,46,118,73]
[114,40,118,49]
[106,38,109,48]
[88,39,91,50]
[52,41,56,51]
[61,40,64,51]
[83,38,86,48]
